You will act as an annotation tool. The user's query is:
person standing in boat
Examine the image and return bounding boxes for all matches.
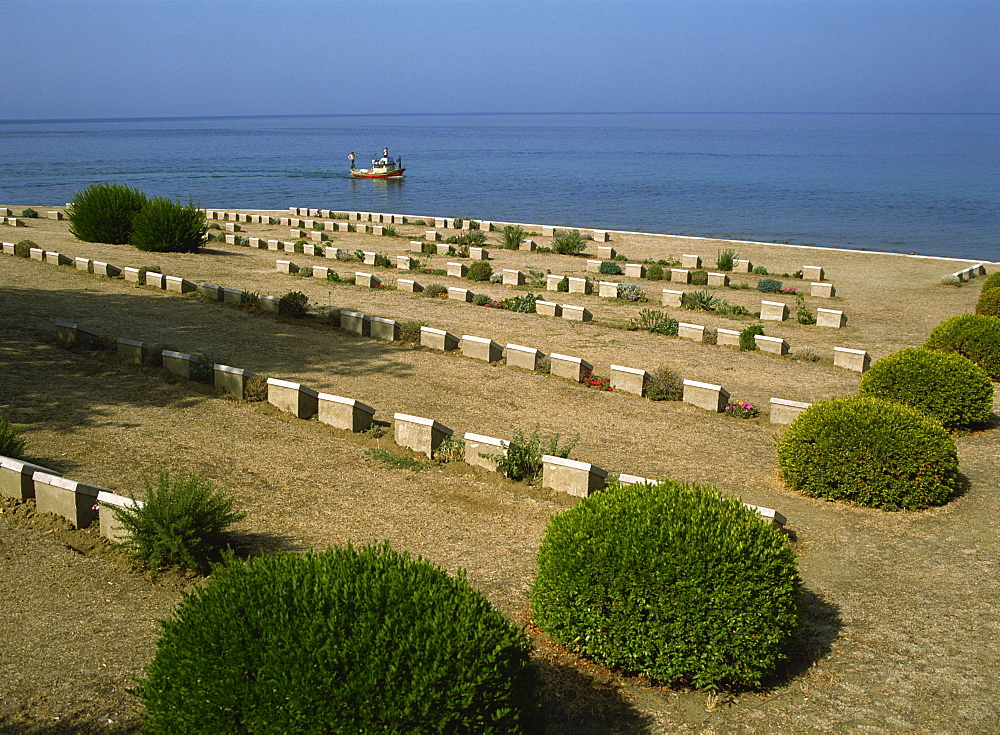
[348,152,356,171]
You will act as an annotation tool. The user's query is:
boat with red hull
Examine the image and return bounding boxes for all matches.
[350,149,405,179]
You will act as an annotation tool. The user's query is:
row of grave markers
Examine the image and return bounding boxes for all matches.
[43,319,786,527]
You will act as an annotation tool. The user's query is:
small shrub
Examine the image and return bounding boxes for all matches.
[681,290,719,311]
[373,253,391,268]
[297,265,313,278]
[68,182,148,244]
[599,261,623,275]
[326,271,341,283]
[130,198,207,253]
[137,544,542,733]
[981,271,1000,291]
[137,265,162,285]
[795,294,816,324]
[472,293,491,306]
[243,374,269,402]
[490,425,578,482]
[791,348,821,362]
[489,272,503,283]
[858,348,993,430]
[752,265,769,275]
[111,470,245,574]
[690,269,709,285]
[646,264,664,280]
[421,241,437,255]
[20,207,39,218]
[739,324,764,351]
[399,320,426,343]
[457,230,487,247]
[925,313,1000,379]
[646,365,684,401]
[724,400,760,418]
[467,260,493,282]
[0,414,27,459]
[433,437,466,463]
[500,225,525,250]
[940,275,962,286]
[278,291,309,317]
[777,396,960,511]
[580,369,612,391]
[525,270,547,288]
[715,248,738,271]
[530,480,800,689]
[381,225,398,237]
[716,299,749,316]
[757,278,783,293]
[424,284,448,298]
[364,448,428,472]
[551,230,586,255]
[431,268,447,276]
[616,283,645,302]
[613,252,626,261]
[13,239,36,258]
[503,292,538,313]
[627,309,678,335]
[975,287,1000,317]
[555,276,569,292]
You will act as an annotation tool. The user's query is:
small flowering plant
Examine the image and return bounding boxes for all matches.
[581,369,613,391]
[724,400,760,418]
[781,287,798,295]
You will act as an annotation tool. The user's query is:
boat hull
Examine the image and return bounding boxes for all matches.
[351,168,405,179]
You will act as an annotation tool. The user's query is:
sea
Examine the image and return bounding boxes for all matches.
[1,113,997,262]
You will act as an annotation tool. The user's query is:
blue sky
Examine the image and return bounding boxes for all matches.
[2,0,997,119]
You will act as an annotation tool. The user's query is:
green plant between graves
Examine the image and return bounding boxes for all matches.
[715,248,739,271]
[616,283,645,302]
[68,182,149,244]
[757,278,783,293]
[278,291,309,318]
[645,365,684,401]
[0,413,27,459]
[646,264,665,280]
[551,230,587,255]
[399,320,427,343]
[467,260,493,282]
[500,225,526,250]
[795,294,816,324]
[486,425,579,482]
[739,324,765,351]
[530,480,800,690]
[599,261,623,275]
[110,470,245,575]
[363,448,429,471]
[130,197,207,253]
[433,437,466,463]
[681,290,720,312]
[423,284,449,299]
[626,309,679,335]
[135,544,543,734]
[13,240,36,258]
[20,207,39,218]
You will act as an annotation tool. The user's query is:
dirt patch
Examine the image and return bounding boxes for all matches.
[0,212,998,733]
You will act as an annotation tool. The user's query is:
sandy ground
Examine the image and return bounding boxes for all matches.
[0,210,998,733]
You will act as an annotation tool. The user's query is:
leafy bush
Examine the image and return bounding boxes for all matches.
[421,241,437,255]
[20,207,38,218]
[924,313,1000,379]
[424,283,448,298]
[690,269,709,285]
[490,425,578,482]
[715,248,738,271]
[981,271,1000,292]
[627,309,679,335]
[13,239,36,258]
[500,225,525,250]
[795,294,816,324]
[752,265,769,275]
[433,437,466,463]
[599,261,623,275]
[278,291,309,317]
[777,396,960,511]
[858,348,993,430]
[130,197,207,253]
[137,544,543,734]
[505,292,538,313]
[0,414,27,459]
[976,287,1000,317]
[373,253,392,268]
[137,265,162,285]
[297,265,313,278]
[472,293,491,306]
[489,272,504,283]
[757,278,783,293]
[616,283,645,301]
[457,229,487,247]
[68,182,148,244]
[739,324,764,351]
[399,320,426,343]
[681,290,719,311]
[467,260,493,282]
[243,374,269,402]
[326,271,341,283]
[111,470,245,574]
[555,276,569,292]
[715,299,749,316]
[551,230,586,255]
[381,225,398,237]
[646,365,684,400]
[646,264,664,280]
[940,275,962,286]
[530,480,800,689]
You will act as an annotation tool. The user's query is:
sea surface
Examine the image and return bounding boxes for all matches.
[1,113,997,261]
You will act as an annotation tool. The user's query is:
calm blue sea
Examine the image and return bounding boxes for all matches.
[1,113,997,261]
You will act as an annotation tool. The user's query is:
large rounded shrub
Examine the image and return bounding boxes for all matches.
[976,287,1000,318]
[777,396,960,511]
[530,481,800,690]
[981,271,1000,292]
[924,313,1000,379]
[138,544,542,734]
[858,348,994,430]
[67,182,148,244]
[130,197,207,253]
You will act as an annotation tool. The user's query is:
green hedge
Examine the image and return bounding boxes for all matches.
[981,271,1000,292]
[976,287,1000,318]
[138,544,543,734]
[777,396,960,511]
[130,197,207,253]
[924,313,1000,379]
[68,182,148,244]
[530,481,800,689]
[858,348,993,430]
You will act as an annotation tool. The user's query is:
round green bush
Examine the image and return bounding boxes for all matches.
[467,260,493,282]
[646,263,664,280]
[859,348,993,430]
[138,544,543,734]
[777,396,960,511]
[530,481,800,690]
[13,240,37,258]
[757,278,783,293]
[599,261,623,275]
[924,313,1000,379]
[130,197,207,253]
[68,182,148,244]
[690,269,709,285]
[981,271,1000,292]
[976,287,1000,318]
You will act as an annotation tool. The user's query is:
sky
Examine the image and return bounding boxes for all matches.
[1,0,997,120]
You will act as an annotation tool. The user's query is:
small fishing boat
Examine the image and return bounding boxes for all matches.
[349,148,405,179]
